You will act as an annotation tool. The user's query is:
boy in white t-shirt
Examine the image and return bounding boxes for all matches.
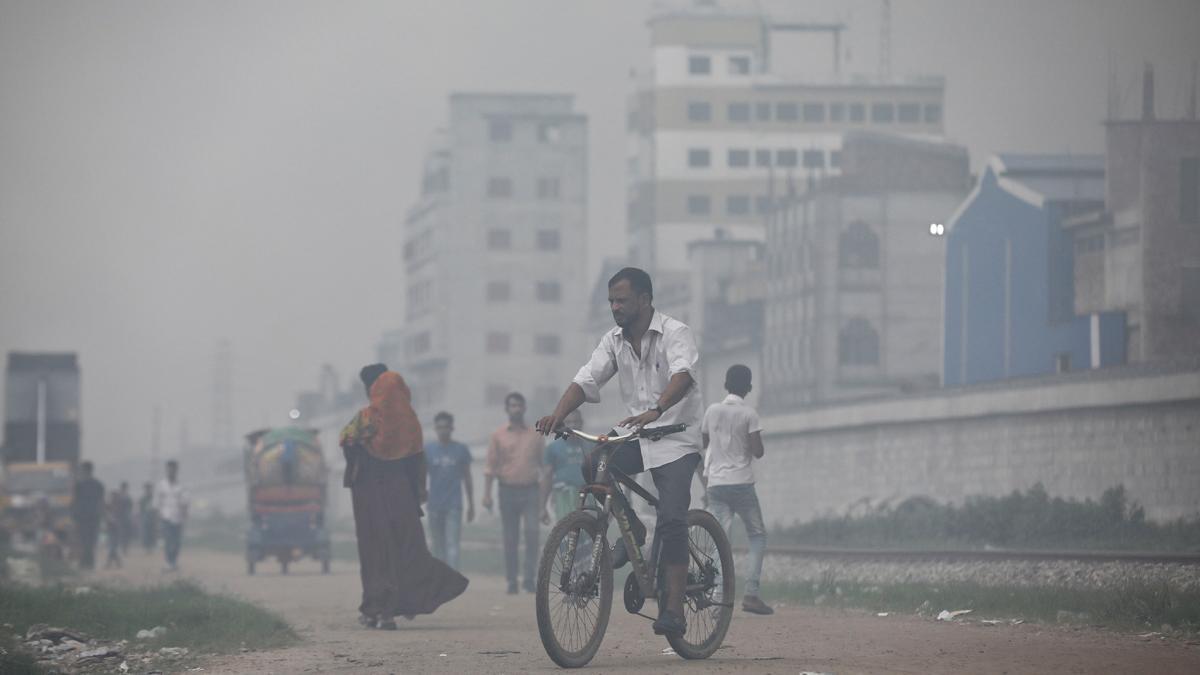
[700,365,773,615]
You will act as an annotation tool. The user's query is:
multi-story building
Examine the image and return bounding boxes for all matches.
[626,2,946,276]
[943,154,1127,386]
[761,131,970,411]
[1067,67,1200,363]
[384,93,588,445]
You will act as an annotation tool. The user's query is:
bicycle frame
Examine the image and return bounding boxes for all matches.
[556,426,681,602]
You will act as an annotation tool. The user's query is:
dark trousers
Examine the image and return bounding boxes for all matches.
[77,520,99,569]
[588,443,699,566]
[162,521,183,566]
[498,484,539,588]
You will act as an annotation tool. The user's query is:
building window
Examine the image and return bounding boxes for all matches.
[924,103,943,124]
[1054,353,1071,373]
[487,228,511,250]
[1075,233,1105,253]
[830,150,842,168]
[871,103,895,123]
[537,229,561,251]
[1182,157,1200,223]
[803,150,825,169]
[802,102,826,123]
[849,103,866,122]
[839,318,880,365]
[727,102,751,122]
[688,148,711,168]
[728,148,750,168]
[487,177,513,198]
[755,195,774,214]
[776,102,798,121]
[687,101,712,122]
[776,149,798,167]
[534,334,561,355]
[726,195,751,215]
[830,102,846,122]
[484,383,510,405]
[486,281,511,302]
[728,55,751,75]
[408,331,431,357]
[536,281,561,302]
[688,55,711,75]
[537,177,561,200]
[839,221,879,269]
[755,149,772,167]
[486,332,511,354]
[537,122,561,143]
[897,102,921,123]
[488,119,513,142]
[687,195,711,215]
[755,102,771,121]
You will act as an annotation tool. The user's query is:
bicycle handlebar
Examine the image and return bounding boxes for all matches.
[556,423,687,444]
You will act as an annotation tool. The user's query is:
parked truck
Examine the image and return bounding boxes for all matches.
[0,353,81,553]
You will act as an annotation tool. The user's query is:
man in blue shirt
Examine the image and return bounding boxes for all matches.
[424,411,474,571]
[540,409,587,525]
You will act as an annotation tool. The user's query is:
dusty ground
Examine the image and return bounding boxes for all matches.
[92,549,1200,675]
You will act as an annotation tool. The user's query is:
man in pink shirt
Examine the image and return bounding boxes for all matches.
[482,392,544,594]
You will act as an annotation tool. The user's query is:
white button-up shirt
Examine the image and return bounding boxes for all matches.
[701,393,762,487]
[573,310,703,469]
[154,478,189,525]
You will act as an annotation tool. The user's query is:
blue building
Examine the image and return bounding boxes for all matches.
[943,154,1126,386]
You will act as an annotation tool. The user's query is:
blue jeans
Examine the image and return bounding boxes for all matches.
[428,507,463,571]
[707,484,766,596]
[162,520,183,567]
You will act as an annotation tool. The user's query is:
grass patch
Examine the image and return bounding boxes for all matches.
[0,580,297,654]
[759,575,1200,632]
[775,484,1200,552]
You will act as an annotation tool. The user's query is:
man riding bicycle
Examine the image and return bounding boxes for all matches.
[536,266,703,638]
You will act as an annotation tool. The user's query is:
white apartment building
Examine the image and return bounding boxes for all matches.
[382,93,589,445]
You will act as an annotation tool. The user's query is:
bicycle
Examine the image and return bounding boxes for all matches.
[534,424,735,668]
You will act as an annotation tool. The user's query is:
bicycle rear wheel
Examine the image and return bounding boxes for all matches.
[666,509,735,660]
[535,510,613,668]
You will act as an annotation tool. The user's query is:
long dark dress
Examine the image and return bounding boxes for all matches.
[351,452,468,618]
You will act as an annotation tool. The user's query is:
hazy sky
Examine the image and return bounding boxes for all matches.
[2,0,1198,468]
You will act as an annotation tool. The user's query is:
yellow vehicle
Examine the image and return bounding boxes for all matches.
[0,461,74,550]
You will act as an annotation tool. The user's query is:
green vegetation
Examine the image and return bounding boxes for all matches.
[0,581,297,654]
[774,484,1200,551]
[760,573,1200,633]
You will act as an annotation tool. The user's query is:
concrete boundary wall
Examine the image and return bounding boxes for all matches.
[758,369,1200,526]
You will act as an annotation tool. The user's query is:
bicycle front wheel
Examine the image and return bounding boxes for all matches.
[666,509,735,660]
[535,510,613,668]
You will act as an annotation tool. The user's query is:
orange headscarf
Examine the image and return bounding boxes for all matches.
[340,371,423,460]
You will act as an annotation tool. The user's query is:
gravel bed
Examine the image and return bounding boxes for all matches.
[749,553,1200,592]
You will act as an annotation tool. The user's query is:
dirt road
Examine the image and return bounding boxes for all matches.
[95,549,1199,674]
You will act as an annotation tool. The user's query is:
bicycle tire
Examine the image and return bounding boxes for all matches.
[666,509,735,660]
[535,510,613,668]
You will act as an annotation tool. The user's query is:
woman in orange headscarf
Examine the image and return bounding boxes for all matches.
[341,364,468,629]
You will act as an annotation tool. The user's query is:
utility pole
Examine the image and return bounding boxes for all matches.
[212,339,234,452]
[150,406,161,482]
[879,0,892,81]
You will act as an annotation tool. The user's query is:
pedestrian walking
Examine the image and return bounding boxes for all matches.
[154,460,189,572]
[701,364,774,615]
[71,461,104,570]
[138,481,157,552]
[103,490,123,569]
[424,411,474,571]
[341,364,468,630]
[482,392,544,594]
[115,481,134,554]
[540,409,588,525]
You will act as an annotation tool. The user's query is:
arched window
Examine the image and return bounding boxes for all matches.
[839,221,879,269]
[839,317,880,365]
